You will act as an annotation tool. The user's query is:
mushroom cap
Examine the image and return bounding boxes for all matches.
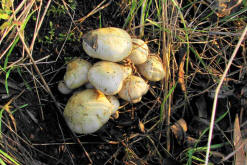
[63,89,112,134]
[122,65,132,79]
[82,27,132,62]
[137,55,165,81]
[130,97,142,103]
[128,39,149,65]
[64,58,92,89]
[118,75,149,103]
[106,95,120,115]
[58,80,73,94]
[88,61,132,95]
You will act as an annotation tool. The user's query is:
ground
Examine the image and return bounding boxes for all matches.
[0,0,247,165]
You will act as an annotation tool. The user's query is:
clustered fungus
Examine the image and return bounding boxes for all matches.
[58,27,165,134]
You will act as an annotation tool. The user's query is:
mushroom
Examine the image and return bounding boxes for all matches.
[118,75,149,103]
[128,39,149,65]
[63,89,113,134]
[64,58,92,89]
[82,27,132,62]
[106,95,120,115]
[137,55,165,81]
[58,80,73,94]
[88,61,132,95]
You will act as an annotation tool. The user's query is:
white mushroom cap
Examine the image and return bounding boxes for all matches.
[58,80,73,94]
[64,58,92,89]
[118,75,149,103]
[63,89,112,134]
[82,27,132,62]
[88,61,132,95]
[122,65,132,79]
[137,55,165,81]
[106,95,120,115]
[130,97,142,103]
[128,39,149,65]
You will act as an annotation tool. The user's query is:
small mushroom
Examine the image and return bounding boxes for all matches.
[58,80,73,94]
[118,75,149,103]
[137,55,165,81]
[82,27,132,62]
[128,39,149,65]
[88,61,132,95]
[63,89,113,134]
[106,95,120,115]
[64,58,92,89]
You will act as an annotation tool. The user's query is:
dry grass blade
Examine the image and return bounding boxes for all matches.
[161,0,171,152]
[233,115,246,165]
[76,0,112,24]
[0,98,16,133]
[178,52,186,93]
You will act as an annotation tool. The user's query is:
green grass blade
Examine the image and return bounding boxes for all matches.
[11,104,28,113]
[0,158,7,165]
[0,149,20,165]
[99,11,102,28]
[160,82,177,122]
[189,46,207,69]
[0,108,4,139]
[17,67,31,91]
[4,67,13,94]
[123,0,144,29]
[3,37,19,70]
[123,0,137,28]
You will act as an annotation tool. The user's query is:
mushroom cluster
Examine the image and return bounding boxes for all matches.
[58,27,165,134]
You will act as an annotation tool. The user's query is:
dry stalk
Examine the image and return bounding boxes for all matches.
[76,0,112,24]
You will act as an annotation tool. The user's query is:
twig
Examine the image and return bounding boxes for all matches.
[205,25,247,165]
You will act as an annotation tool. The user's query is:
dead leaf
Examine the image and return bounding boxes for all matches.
[138,120,145,133]
[215,0,242,17]
[0,97,16,132]
[178,52,186,93]
[186,136,197,146]
[234,114,246,165]
[171,118,187,144]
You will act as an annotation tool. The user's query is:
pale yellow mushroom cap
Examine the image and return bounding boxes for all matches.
[58,80,73,94]
[88,61,132,95]
[63,89,112,134]
[118,75,149,103]
[137,55,165,81]
[128,39,149,65]
[64,58,92,89]
[82,27,132,62]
